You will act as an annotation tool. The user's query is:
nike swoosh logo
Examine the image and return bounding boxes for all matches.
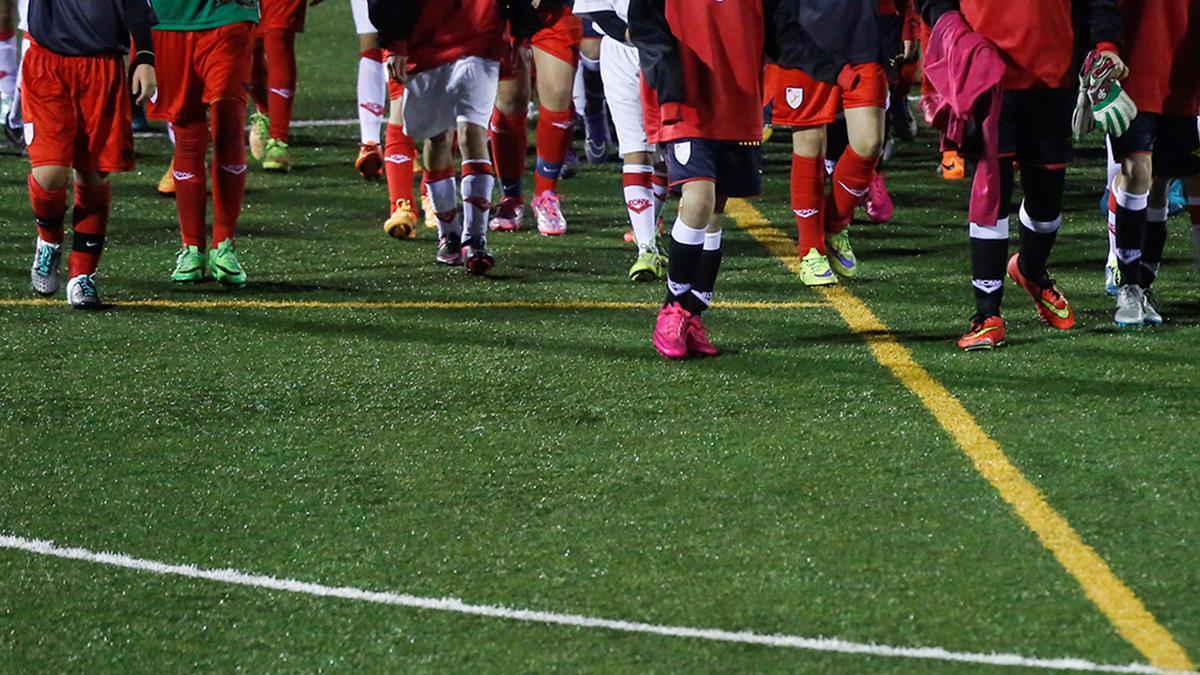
[967,326,1000,339]
[1040,299,1071,319]
[83,241,101,248]
[838,181,869,198]
[941,163,956,171]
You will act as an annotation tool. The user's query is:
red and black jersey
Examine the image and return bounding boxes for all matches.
[918,0,1121,90]
[1120,0,1200,116]
[630,0,766,143]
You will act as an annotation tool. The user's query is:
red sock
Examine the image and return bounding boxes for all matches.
[826,146,878,234]
[28,174,68,244]
[489,107,528,199]
[385,123,416,208]
[534,105,573,196]
[68,182,111,277]
[172,119,210,249]
[250,36,268,113]
[791,154,826,254]
[211,99,247,247]
[263,29,298,142]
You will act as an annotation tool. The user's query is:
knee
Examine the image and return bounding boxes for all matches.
[1121,154,1153,194]
[792,129,824,159]
[849,133,883,159]
[31,166,70,191]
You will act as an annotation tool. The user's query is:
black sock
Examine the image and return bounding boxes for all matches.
[1113,188,1148,287]
[1141,212,1168,288]
[665,219,705,306]
[582,67,606,118]
[684,231,723,315]
[1017,166,1065,286]
[971,235,1008,318]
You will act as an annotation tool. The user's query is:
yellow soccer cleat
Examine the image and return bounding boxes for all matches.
[158,161,176,197]
[421,193,437,230]
[384,199,418,239]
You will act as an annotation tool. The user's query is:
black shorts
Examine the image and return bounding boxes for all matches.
[962,88,1074,167]
[666,138,763,198]
[1111,113,1200,179]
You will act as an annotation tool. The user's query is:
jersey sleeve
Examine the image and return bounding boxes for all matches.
[629,0,685,112]
[368,0,414,53]
[124,0,158,65]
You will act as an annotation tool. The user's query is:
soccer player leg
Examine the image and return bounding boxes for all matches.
[489,54,530,232]
[383,87,417,238]
[580,26,608,163]
[1109,114,1154,304]
[790,127,835,285]
[959,156,1013,351]
[655,139,718,359]
[449,56,499,275]
[530,14,582,235]
[827,65,888,277]
[21,43,73,295]
[403,62,465,265]
[355,34,387,178]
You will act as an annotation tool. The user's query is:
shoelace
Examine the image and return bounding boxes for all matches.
[34,245,55,276]
[802,254,828,276]
[76,276,97,298]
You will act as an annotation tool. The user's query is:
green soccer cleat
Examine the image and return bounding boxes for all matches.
[825,231,858,278]
[171,245,209,283]
[207,240,247,287]
[629,250,666,282]
[262,138,292,173]
[249,112,270,161]
[798,247,837,287]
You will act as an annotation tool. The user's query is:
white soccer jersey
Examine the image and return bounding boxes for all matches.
[572,0,629,30]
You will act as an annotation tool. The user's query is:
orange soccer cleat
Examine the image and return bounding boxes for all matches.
[1007,254,1075,330]
[356,142,385,180]
[957,315,1007,351]
[939,150,965,181]
[383,199,418,239]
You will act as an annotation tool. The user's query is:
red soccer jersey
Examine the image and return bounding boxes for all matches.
[1121,0,1200,116]
[390,0,505,75]
[961,0,1074,90]
[646,0,765,143]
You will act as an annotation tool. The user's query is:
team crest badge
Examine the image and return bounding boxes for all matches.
[673,141,691,165]
[786,87,804,109]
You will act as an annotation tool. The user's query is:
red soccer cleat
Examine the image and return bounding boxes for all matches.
[653,302,691,359]
[1007,254,1075,330]
[686,315,719,357]
[957,315,1007,351]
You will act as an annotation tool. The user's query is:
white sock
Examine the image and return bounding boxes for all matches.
[428,175,461,239]
[357,56,386,145]
[461,160,495,244]
[623,164,657,252]
[572,66,585,120]
[652,168,668,220]
[0,36,16,100]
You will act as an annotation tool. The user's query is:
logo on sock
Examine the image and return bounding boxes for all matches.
[972,279,1003,294]
[360,102,385,117]
[1116,248,1142,264]
[667,279,692,296]
[837,181,870,199]
[172,170,197,182]
[386,153,412,164]
[269,87,295,99]
[551,119,573,130]
[793,208,819,219]
[627,198,653,214]
[219,164,248,175]
[785,87,804,109]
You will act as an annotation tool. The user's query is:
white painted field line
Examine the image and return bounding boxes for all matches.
[135,118,360,139]
[0,535,1183,674]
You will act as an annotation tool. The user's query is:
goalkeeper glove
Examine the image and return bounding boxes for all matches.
[1073,50,1137,139]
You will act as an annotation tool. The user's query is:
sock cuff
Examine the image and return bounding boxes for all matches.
[461,159,495,177]
[703,229,723,251]
[791,153,825,178]
[360,47,383,62]
[969,217,1010,240]
[74,181,112,205]
[623,164,654,174]
[426,166,455,183]
[671,218,706,246]
[580,55,600,71]
[1115,186,1150,210]
[1146,206,1169,223]
[28,174,69,203]
[839,144,880,169]
[537,105,574,123]
[1018,202,1061,234]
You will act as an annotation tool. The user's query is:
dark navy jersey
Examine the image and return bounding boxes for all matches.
[28,0,158,58]
[766,0,886,84]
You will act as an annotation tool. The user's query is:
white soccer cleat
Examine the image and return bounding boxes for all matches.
[66,274,102,310]
[1113,285,1145,328]
[1142,289,1163,326]
[30,238,62,296]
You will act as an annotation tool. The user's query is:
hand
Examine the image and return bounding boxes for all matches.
[531,0,541,7]
[131,63,156,106]
[900,39,918,64]
[386,53,408,84]
[1098,50,1129,80]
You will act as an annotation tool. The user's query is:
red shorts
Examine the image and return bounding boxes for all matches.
[764,62,888,128]
[149,23,256,125]
[500,7,583,79]
[258,0,307,33]
[22,42,134,172]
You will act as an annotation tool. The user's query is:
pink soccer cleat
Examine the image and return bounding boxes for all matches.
[532,191,567,236]
[686,315,718,357]
[865,172,894,223]
[653,302,692,359]
[489,195,526,232]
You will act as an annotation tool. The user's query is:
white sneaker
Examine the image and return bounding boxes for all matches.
[66,274,102,309]
[1114,285,1145,328]
[1142,289,1163,326]
[30,238,62,296]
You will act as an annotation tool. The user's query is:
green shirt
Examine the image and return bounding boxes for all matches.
[152,0,259,31]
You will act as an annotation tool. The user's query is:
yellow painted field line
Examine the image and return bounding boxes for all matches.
[725,198,1194,672]
[0,297,823,312]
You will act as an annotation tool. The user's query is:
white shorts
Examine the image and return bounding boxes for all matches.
[402,56,499,139]
[599,37,651,156]
[350,0,376,35]
[18,0,28,31]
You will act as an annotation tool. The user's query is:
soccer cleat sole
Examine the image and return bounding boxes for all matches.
[356,155,384,181]
[652,335,689,360]
[262,162,291,173]
[959,339,1005,352]
[383,221,417,240]
[464,255,495,276]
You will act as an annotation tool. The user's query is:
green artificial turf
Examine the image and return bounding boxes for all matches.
[0,3,1196,672]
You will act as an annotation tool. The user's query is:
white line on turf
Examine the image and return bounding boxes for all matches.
[0,534,1181,674]
[135,118,360,139]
